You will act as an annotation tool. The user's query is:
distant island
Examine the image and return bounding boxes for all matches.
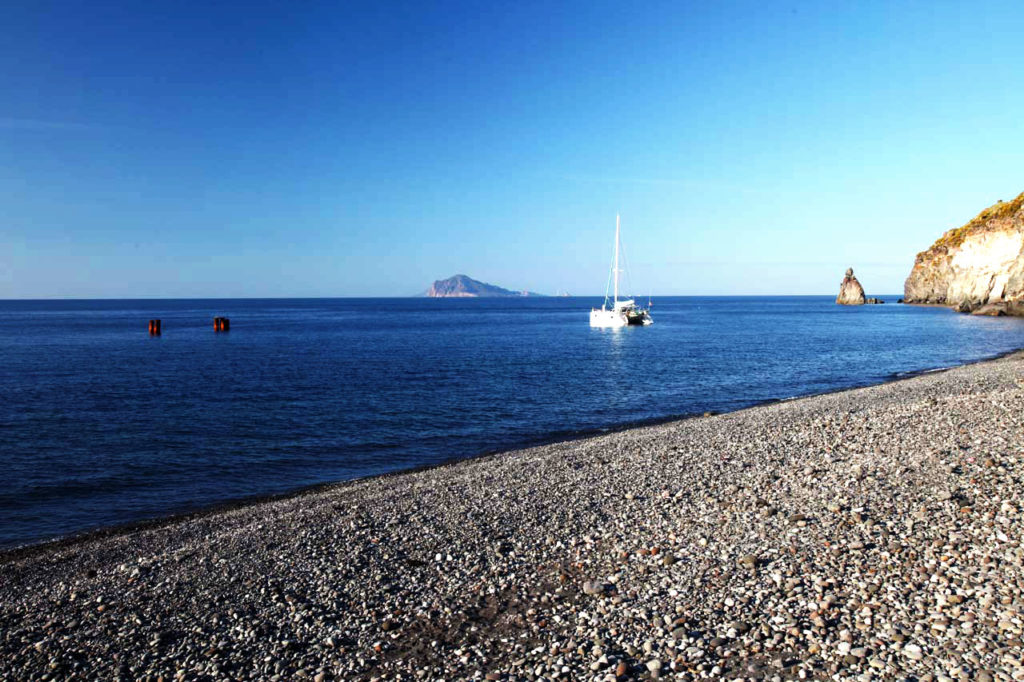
[425,274,542,298]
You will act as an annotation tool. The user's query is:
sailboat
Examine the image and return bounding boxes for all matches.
[590,215,653,327]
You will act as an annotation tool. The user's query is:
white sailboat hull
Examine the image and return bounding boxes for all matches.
[590,309,629,328]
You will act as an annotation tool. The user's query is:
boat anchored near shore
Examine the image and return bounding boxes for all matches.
[590,215,653,327]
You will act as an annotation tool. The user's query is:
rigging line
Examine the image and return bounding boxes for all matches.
[603,220,619,306]
[619,238,636,301]
[604,237,615,307]
[604,262,613,307]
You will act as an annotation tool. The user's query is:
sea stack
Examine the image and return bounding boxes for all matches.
[836,268,866,305]
[903,191,1024,315]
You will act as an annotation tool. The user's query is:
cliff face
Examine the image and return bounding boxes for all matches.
[426,274,539,298]
[836,268,866,305]
[904,192,1024,313]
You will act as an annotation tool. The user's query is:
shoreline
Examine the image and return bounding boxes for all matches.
[3,350,1024,679]
[4,346,1019,557]
[4,345,1023,562]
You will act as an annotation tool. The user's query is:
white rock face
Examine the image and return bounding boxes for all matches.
[904,193,1024,312]
[946,231,1024,304]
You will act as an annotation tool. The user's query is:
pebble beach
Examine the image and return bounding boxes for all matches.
[3,352,1024,681]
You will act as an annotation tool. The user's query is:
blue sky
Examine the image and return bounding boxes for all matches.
[1,1,1022,298]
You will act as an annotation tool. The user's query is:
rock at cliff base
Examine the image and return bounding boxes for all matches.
[972,304,1006,316]
[836,268,866,305]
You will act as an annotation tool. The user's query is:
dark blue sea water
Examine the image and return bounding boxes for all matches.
[2,296,1023,549]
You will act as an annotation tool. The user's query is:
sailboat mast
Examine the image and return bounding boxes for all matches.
[613,214,620,305]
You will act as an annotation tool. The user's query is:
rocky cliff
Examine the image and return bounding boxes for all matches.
[836,268,866,305]
[904,192,1024,314]
[426,274,540,298]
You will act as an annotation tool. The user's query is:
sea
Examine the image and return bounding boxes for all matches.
[2,296,1023,549]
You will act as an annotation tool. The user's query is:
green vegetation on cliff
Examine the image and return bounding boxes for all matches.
[927,191,1024,255]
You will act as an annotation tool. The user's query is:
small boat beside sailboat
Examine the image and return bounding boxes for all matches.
[590,215,653,327]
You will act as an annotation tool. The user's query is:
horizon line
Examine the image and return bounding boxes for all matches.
[0,293,907,301]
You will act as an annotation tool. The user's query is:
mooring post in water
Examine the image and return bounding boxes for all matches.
[148,319,161,335]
